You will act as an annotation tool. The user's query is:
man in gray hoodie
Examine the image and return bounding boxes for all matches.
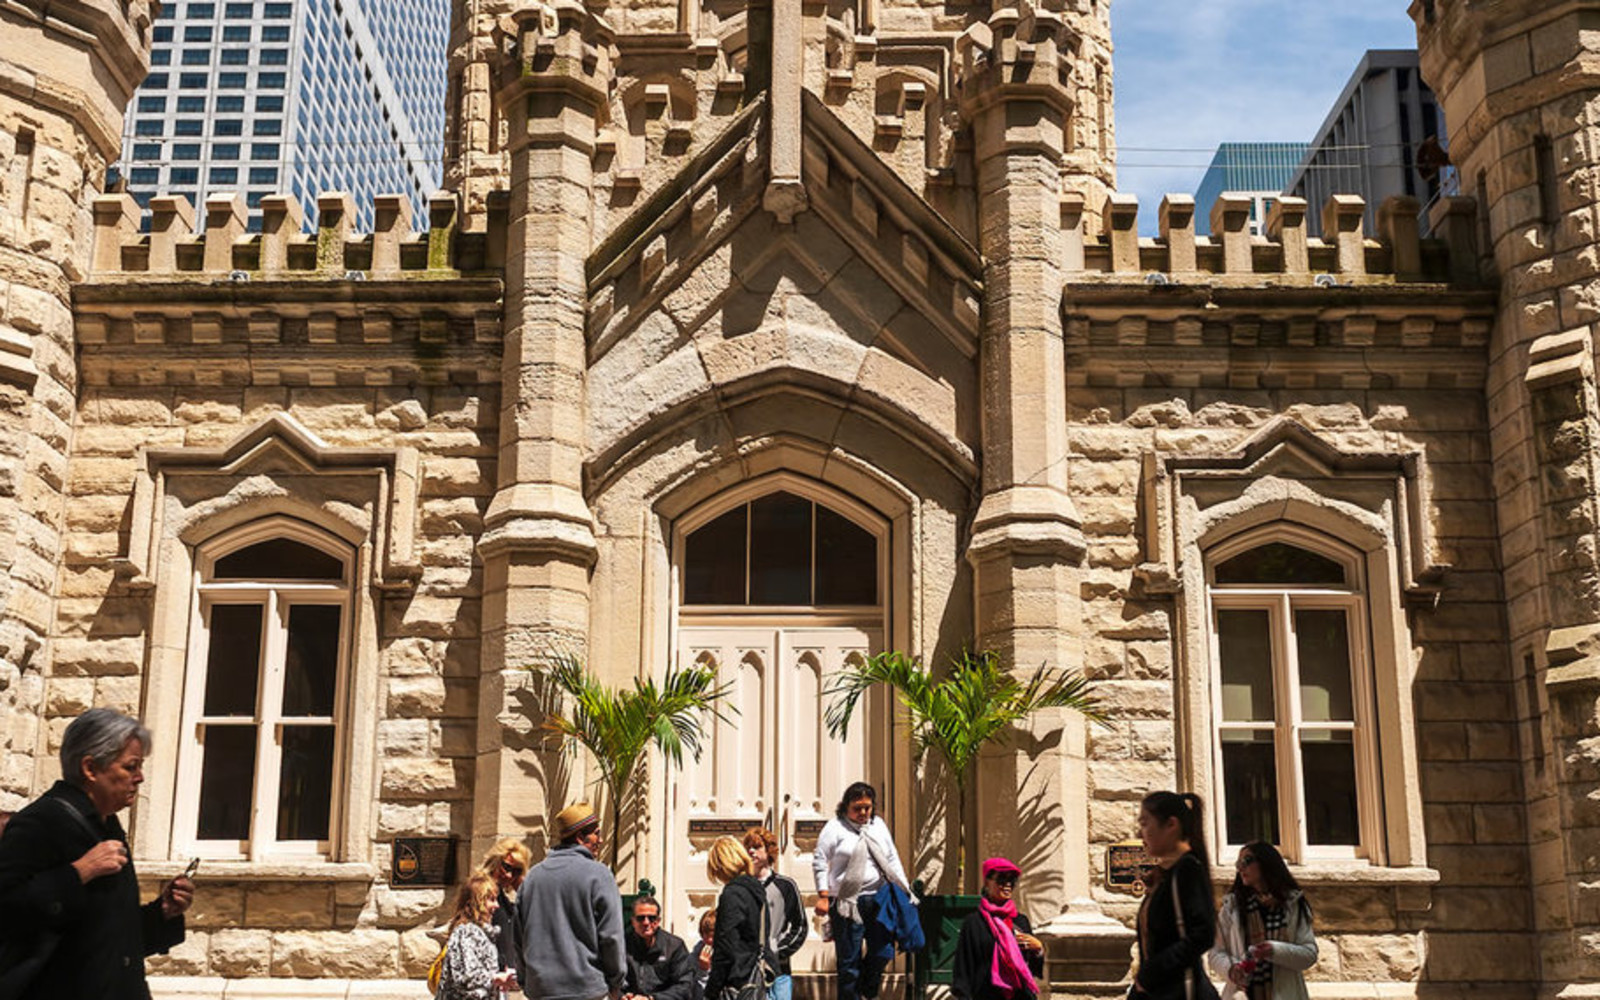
[519,802,627,1000]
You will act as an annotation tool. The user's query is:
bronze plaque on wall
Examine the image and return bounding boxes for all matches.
[793,819,828,839]
[393,837,458,887]
[688,818,762,837]
[1106,840,1158,896]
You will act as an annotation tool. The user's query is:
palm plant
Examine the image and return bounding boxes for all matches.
[534,650,734,865]
[825,648,1105,891]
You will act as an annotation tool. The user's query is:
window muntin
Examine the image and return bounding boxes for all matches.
[682,491,879,607]
[1208,535,1374,862]
[180,525,351,859]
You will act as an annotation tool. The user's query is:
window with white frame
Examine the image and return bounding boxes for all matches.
[1207,530,1380,862]
[176,522,352,860]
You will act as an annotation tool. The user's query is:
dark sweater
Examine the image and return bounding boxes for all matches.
[951,910,1043,1000]
[704,875,778,1000]
[1135,852,1217,1000]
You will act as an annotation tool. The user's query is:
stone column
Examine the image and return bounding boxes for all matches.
[1415,2,1600,991]
[475,0,611,858]
[957,5,1133,983]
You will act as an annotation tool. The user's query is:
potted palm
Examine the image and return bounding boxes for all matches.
[531,650,733,867]
[824,647,1105,890]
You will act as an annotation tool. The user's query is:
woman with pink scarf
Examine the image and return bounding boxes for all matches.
[951,858,1045,1000]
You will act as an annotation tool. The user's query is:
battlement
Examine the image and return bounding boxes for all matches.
[87,189,507,280]
[1069,191,1483,286]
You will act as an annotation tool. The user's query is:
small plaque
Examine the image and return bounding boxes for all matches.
[392,837,458,888]
[688,818,762,837]
[793,819,827,839]
[1106,840,1158,896]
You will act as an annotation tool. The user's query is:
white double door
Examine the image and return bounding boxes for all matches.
[666,623,885,973]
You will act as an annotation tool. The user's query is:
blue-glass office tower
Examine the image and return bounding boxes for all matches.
[1193,142,1310,236]
[115,0,449,229]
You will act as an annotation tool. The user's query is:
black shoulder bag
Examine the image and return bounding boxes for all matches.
[722,881,775,1000]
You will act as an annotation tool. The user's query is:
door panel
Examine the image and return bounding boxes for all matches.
[667,625,883,972]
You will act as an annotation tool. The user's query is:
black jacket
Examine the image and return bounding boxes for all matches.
[952,910,1044,1000]
[0,781,185,1000]
[704,875,778,1000]
[625,927,695,1000]
[493,888,523,972]
[1135,852,1217,1000]
[760,871,808,976]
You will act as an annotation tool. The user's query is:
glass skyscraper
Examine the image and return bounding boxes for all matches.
[1193,142,1310,236]
[114,0,449,230]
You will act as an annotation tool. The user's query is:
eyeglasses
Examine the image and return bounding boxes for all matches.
[633,914,661,924]
[992,873,1019,887]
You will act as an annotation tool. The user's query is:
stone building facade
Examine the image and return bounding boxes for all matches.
[0,0,1594,997]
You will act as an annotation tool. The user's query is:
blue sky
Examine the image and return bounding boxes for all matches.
[1112,1,1420,231]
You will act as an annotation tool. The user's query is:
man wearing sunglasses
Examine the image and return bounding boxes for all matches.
[622,896,694,1000]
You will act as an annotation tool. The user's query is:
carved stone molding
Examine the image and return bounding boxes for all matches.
[118,412,421,591]
[1138,416,1446,606]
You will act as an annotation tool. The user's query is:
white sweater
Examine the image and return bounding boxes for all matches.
[811,816,909,899]
[1206,891,1318,1000]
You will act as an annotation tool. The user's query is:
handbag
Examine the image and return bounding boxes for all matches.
[722,881,775,1000]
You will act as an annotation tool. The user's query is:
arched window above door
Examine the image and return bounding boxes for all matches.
[682,490,879,606]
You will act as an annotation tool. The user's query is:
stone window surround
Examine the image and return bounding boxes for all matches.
[173,516,355,862]
[1142,418,1436,875]
[1205,524,1384,864]
[127,413,418,871]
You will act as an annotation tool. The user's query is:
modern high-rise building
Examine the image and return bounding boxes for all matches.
[1286,49,1447,236]
[113,0,449,229]
[1193,142,1309,235]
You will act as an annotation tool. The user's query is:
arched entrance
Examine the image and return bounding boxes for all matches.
[664,473,891,971]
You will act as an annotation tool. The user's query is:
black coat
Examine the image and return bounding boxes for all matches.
[952,910,1043,1000]
[1135,852,1217,1000]
[625,927,695,1000]
[703,875,778,1000]
[0,781,185,1000]
[493,888,523,973]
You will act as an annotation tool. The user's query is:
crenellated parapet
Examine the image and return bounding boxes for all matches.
[1062,191,1482,286]
[87,190,505,279]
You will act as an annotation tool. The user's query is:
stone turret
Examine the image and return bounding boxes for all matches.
[0,1,156,801]
[1413,1,1600,992]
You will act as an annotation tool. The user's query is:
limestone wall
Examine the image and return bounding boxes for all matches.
[69,197,502,989]
[1061,289,1535,993]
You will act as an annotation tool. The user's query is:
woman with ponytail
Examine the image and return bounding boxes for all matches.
[951,858,1044,1000]
[1131,791,1218,1000]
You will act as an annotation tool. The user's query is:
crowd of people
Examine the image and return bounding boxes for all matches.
[0,709,1322,1000]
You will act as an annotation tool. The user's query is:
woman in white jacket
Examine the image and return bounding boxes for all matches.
[1207,843,1317,1000]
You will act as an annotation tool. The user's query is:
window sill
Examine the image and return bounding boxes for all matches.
[1211,864,1438,911]
[136,860,379,883]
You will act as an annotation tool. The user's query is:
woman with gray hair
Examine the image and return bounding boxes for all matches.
[0,707,193,999]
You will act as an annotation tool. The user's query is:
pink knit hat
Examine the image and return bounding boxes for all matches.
[981,857,1021,880]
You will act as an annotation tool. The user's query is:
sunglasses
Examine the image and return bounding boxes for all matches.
[633,914,661,924]
[992,873,1019,887]
[500,863,524,876]
[1236,854,1257,867]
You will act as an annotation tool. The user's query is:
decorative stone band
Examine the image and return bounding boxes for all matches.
[1065,191,1481,285]
[89,189,503,278]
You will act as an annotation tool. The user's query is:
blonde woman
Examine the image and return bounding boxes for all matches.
[439,872,517,999]
[703,836,776,1000]
[480,837,532,983]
